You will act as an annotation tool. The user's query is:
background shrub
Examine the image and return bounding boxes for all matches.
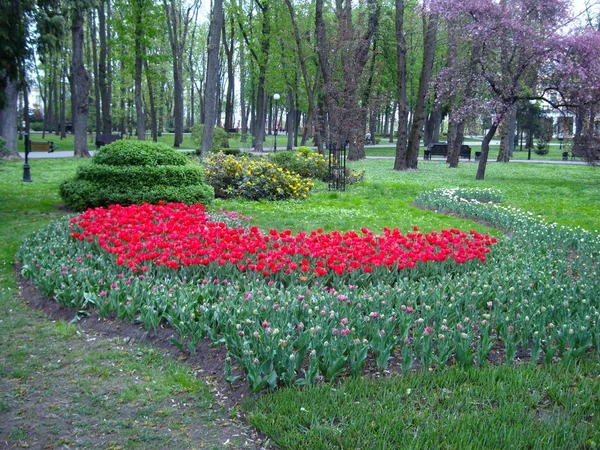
[0,137,8,162]
[191,124,229,153]
[202,153,313,201]
[269,147,328,181]
[60,140,214,211]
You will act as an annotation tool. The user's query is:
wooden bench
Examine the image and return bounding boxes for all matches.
[425,143,472,161]
[30,141,59,153]
[95,133,122,149]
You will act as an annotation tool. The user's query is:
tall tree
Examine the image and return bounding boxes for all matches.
[393,0,409,170]
[0,0,34,157]
[316,0,381,160]
[164,0,199,147]
[70,2,91,157]
[201,0,224,156]
[404,10,438,169]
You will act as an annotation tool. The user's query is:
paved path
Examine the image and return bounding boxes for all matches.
[19,149,587,165]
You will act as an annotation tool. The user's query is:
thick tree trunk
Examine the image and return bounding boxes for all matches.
[497,104,517,162]
[71,11,90,157]
[393,0,409,170]
[406,14,438,169]
[201,0,223,156]
[0,76,19,157]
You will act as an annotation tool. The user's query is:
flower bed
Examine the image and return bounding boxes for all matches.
[17,188,600,392]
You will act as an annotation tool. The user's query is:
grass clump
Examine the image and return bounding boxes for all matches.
[59,140,214,210]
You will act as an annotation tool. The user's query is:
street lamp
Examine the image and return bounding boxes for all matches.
[273,93,280,152]
[23,133,32,182]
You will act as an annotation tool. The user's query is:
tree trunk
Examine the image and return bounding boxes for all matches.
[240,50,247,142]
[497,104,517,162]
[406,14,438,169]
[60,65,66,139]
[98,0,112,135]
[389,101,397,142]
[223,16,235,131]
[71,11,90,157]
[393,0,409,170]
[253,2,270,152]
[135,0,145,140]
[201,0,223,156]
[476,123,498,180]
[90,10,101,143]
[0,76,19,157]
[144,57,158,142]
[287,88,295,150]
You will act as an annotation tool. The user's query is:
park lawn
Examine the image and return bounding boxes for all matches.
[2,156,600,449]
[0,158,261,449]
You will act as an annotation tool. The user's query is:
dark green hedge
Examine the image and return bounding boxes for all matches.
[60,180,214,211]
[74,164,205,188]
[93,140,188,166]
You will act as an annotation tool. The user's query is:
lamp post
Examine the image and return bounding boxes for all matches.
[23,133,32,182]
[273,93,280,152]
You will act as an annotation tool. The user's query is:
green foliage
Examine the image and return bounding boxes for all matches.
[59,180,214,211]
[191,124,229,153]
[215,148,242,156]
[60,140,214,210]
[203,153,314,200]
[269,148,329,181]
[92,140,188,166]
[534,140,550,155]
[0,137,8,162]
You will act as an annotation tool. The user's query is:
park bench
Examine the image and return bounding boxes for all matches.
[29,140,59,153]
[424,143,472,161]
[95,133,122,149]
[571,146,600,161]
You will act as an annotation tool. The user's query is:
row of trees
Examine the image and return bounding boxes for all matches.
[1,0,599,179]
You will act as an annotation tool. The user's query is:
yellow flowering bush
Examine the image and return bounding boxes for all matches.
[270,147,328,181]
[239,159,314,200]
[203,152,248,198]
[202,152,313,200]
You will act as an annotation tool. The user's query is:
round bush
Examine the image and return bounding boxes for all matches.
[93,140,188,166]
[75,164,206,188]
[60,140,214,211]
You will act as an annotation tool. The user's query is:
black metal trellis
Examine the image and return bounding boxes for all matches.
[328,142,346,191]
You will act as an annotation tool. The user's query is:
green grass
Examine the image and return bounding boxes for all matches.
[246,363,600,449]
[0,158,262,448]
[2,155,600,449]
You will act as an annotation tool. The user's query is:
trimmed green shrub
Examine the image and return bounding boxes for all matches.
[202,152,313,200]
[92,140,188,166]
[191,124,229,153]
[60,140,214,211]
